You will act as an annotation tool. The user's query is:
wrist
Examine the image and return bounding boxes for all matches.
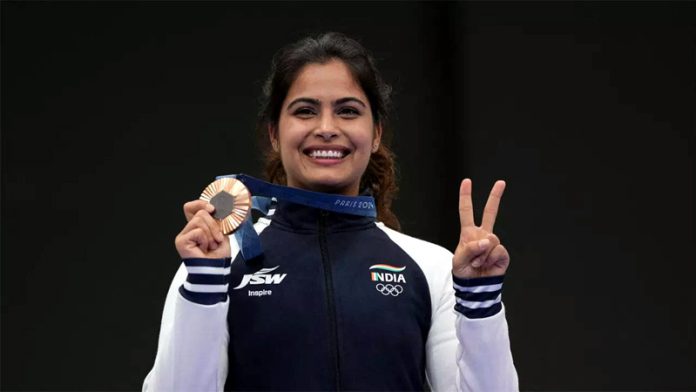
[453,274,504,319]
[178,257,231,305]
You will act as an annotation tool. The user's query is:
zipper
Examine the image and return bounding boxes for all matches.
[318,211,341,391]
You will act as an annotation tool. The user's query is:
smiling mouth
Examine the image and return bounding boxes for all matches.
[303,148,351,160]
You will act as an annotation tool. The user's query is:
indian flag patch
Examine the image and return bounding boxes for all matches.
[369,264,406,283]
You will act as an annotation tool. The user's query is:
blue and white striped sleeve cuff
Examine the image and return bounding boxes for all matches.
[178,258,231,305]
[453,275,504,319]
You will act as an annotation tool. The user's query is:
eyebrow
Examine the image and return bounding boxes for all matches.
[286,97,367,110]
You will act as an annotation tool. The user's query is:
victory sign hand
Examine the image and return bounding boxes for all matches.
[452,179,510,279]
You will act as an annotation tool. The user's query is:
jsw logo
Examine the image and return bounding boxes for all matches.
[233,266,287,290]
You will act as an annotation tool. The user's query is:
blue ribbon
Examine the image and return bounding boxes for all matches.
[215,174,377,260]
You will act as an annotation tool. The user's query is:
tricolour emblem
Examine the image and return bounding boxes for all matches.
[369,264,406,296]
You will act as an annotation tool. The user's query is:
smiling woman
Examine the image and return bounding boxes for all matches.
[273,60,380,197]
[259,33,400,229]
[144,32,518,391]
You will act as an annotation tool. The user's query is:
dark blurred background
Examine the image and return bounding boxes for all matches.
[2,2,694,390]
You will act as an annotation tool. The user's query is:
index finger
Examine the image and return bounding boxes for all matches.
[458,178,475,228]
[480,180,506,232]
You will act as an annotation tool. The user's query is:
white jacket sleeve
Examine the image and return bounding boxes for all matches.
[454,305,518,391]
[142,259,230,392]
[427,271,518,392]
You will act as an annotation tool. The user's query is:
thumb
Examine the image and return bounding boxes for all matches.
[184,200,215,222]
[455,238,491,268]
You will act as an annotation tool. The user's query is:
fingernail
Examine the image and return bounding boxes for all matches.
[472,258,482,268]
[478,239,490,249]
[206,204,215,212]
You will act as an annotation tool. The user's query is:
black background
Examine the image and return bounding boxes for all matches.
[2,2,695,390]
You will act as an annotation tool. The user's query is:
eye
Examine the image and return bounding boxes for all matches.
[337,107,361,118]
[293,107,316,118]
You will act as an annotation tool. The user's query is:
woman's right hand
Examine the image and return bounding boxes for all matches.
[175,200,231,259]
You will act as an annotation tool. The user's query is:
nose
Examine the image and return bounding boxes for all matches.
[315,111,338,141]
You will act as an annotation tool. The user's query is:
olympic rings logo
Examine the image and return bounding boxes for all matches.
[376,283,403,297]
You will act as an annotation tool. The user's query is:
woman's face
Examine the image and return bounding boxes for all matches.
[272,59,381,196]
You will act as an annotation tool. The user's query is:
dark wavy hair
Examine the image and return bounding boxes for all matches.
[257,32,400,230]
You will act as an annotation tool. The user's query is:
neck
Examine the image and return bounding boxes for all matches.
[286,181,359,197]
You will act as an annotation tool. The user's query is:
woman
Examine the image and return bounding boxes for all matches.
[144,32,517,391]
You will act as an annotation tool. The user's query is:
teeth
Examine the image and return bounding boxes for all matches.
[309,150,344,159]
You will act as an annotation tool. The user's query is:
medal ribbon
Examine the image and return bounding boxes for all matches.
[216,174,377,260]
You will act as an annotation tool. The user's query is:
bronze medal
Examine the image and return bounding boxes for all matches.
[199,177,252,235]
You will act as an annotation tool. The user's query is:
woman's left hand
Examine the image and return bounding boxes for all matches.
[452,179,510,279]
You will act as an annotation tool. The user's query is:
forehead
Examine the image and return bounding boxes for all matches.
[286,60,367,102]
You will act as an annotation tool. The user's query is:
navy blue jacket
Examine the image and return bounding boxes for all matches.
[144,201,518,391]
[225,201,431,390]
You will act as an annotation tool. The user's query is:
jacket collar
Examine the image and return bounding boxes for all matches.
[269,200,376,233]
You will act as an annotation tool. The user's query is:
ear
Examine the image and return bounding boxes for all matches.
[372,123,383,152]
[268,124,279,152]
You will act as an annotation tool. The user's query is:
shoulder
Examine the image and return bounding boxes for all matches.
[375,222,453,283]
[375,222,453,263]
[375,222,455,311]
